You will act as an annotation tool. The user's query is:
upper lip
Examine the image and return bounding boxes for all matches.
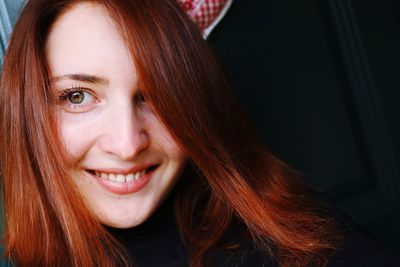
[86,163,158,175]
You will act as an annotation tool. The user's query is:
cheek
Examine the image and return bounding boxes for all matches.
[58,113,96,161]
[156,125,187,163]
[146,115,184,156]
[141,113,187,169]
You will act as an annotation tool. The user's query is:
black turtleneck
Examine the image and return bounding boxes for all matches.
[105,192,188,267]
[105,193,400,267]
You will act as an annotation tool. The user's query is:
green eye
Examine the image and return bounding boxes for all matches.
[68,91,85,104]
[57,87,98,113]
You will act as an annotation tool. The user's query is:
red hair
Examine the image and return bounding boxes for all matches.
[0,0,341,266]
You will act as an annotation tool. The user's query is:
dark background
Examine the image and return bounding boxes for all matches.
[209,0,400,250]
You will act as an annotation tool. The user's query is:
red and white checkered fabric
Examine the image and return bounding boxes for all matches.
[177,0,233,38]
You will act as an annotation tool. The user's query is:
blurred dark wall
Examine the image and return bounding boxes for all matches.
[209,0,400,249]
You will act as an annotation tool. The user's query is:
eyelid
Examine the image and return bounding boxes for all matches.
[57,86,91,99]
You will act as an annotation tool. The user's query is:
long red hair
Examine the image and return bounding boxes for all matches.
[0,0,341,266]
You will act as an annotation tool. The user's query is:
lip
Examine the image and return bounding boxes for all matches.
[86,164,158,195]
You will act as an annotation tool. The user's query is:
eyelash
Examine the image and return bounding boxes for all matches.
[56,86,147,110]
[58,86,87,101]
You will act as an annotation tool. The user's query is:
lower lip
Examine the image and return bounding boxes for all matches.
[88,169,154,195]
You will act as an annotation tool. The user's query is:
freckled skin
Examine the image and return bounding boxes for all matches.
[46,3,187,228]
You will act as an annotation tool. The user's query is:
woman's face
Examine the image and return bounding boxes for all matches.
[45,3,187,228]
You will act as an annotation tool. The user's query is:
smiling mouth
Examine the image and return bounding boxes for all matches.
[86,165,158,184]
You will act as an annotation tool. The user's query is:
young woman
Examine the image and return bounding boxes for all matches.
[0,0,397,266]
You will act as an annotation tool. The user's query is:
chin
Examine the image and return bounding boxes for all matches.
[92,193,164,229]
[98,209,153,228]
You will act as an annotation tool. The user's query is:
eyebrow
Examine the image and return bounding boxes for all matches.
[50,73,109,85]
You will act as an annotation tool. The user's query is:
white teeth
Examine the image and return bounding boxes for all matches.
[116,174,125,183]
[126,173,135,182]
[109,174,116,182]
[134,172,141,180]
[93,169,148,183]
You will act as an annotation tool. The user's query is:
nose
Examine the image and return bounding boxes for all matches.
[98,105,149,160]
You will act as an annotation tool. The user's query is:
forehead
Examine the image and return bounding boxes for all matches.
[45,2,135,79]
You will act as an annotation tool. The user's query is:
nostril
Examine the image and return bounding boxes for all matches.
[98,130,149,161]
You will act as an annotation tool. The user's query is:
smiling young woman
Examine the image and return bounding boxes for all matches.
[45,2,188,229]
[0,0,343,266]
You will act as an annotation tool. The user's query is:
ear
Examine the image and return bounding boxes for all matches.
[177,0,234,39]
